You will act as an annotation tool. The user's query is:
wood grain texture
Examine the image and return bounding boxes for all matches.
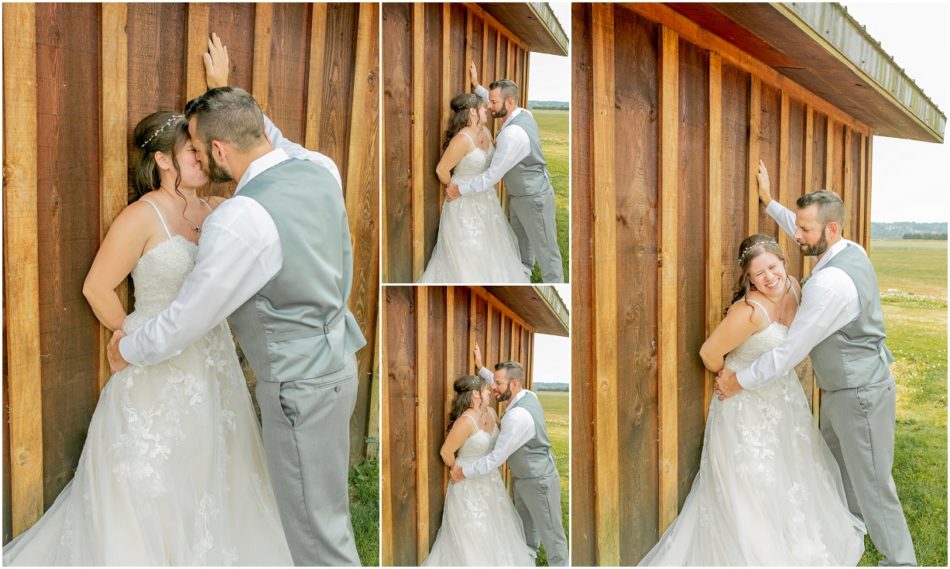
[3,3,44,535]
[705,52,723,416]
[412,4,425,279]
[746,75,761,235]
[185,4,210,101]
[305,4,328,150]
[251,3,272,111]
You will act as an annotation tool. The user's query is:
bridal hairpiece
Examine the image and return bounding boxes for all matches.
[141,114,183,149]
[739,238,779,264]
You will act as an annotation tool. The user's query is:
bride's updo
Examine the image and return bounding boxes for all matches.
[729,234,786,310]
[131,111,190,200]
[447,374,488,432]
[442,93,481,151]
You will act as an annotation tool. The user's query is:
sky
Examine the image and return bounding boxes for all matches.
[532,284,571,386]
[842,2,948,223]
[527,3,571,102]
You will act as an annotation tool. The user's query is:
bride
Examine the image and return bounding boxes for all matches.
[639,234,866,566]
[3,54,292,566]
[422,375,535,566]
[417,93,529,284]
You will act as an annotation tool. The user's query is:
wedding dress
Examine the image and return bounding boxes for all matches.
[418,133,530,284]
[422,415,535,566]
[640,299,866,566]
[3,201,293,565]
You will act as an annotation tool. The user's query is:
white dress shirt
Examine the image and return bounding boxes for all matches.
[119,116,340,367]
[461,366,537,478]
[457,85,532,196]
[736,201,862,389]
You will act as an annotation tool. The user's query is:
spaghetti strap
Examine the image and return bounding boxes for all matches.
[462,413,480,430]
[460,131,477,151]
[743,297,772,325]
[790,279,801,305]
[140,198,173,239]
[200,198,214,213]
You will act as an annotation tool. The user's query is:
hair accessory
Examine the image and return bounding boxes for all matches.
[739,238,779,265]
[141,114,183,149]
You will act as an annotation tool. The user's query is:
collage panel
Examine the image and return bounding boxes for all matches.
[381,285,570,566]
[381,2,570,285]
[2,2,379,565]
[571,2,946,567]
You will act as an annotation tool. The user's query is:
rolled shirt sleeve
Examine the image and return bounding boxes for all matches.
[118,197,282,366]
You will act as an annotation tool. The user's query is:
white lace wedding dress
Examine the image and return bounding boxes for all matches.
[418,134,530,284]
[422,416,535,566]
[3,202,293,565]
[640,305,867,566]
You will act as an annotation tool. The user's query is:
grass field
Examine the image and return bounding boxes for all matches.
[531,109,569,283]
[350,459,379,566]
[859,239,947,566]
[536,390,570,566]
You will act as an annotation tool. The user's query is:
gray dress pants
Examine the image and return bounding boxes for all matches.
[508,189,564,283]
[820,377,917,566]
[512,470,569,566]
[256,355,361,566]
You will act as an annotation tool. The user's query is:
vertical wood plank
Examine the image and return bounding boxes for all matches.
[485,303,493,373]
[746,75,761,235]
[305,3,328,149]
[469,291,477,371]
[445,286,456,422]
[658,24,680,534]
[859,134,868,247]
[380,294,393,565]
[705,53,722,416]
[3,3,43,536]
[865,133,874,250]
[411,4,425,279]
[185,4,211,101]
[803,106,815,276]
[481,21,488,87]
[825,117,835,190]
[465,9,473,87]
[415,287,429,561]
[777,90,791,255]
[367,318,381,459]
[252,3,273,112]
[523,49,530,108]
[843,125,853,238]
[590,4,619,564]
[99,4,129,392]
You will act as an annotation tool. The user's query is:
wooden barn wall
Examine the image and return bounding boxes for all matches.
[571,3,874,565]
[381,286,536,566]
[1,2,379,542]
[382,3,533,283]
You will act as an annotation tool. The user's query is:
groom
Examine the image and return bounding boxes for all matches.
[716,163,916,566]
[445,63,564,283]
[449,343,568,566]
[107,84,366,565]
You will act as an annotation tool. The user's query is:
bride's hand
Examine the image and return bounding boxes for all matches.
[203,32,230,89]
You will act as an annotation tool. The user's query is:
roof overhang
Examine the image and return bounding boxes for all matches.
[668,3,945,142]
[481,3,569,56]
[486,286,570,337]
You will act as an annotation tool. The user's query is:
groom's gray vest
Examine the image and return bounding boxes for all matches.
[501,111,552,198]
[506,391,557,479]
[809,243,894,392]
[228,158,366,383]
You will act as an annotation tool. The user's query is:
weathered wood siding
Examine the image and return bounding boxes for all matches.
[1,2,379,542]
[382,3,533,282]
[571,3,874,564]
[381,286,536,566]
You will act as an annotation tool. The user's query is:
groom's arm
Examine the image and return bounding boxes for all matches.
[264,115,343,191]
[461,407,535,478]
[118,198,281,366]
[478,366,494,384]
[736,268,859,389]
[475,84,489,105]
[764,200,798,239]
[456,125,530,196]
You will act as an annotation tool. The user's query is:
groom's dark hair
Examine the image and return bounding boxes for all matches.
[494,360,524,382]
[184,87,266,152]
[489,79,520,104]
[796,189,845,227]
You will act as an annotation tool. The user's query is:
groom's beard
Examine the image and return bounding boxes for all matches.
[206,154,234,183]
[492,107,508,119]
[799,229,829,257]
[496,386,513,402]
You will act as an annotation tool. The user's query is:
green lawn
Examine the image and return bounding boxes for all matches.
[531,109,570,283]
[858,239,947,566]
[350,459,379,566]
[536,390,570,566]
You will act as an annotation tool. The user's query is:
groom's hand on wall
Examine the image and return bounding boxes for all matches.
[446,182,461,201]
[474,342,483,370]
[203,32,230,89]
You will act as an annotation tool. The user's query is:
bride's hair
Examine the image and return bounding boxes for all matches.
[131,111,190,201]
[443,93,482,151]
[729,234,786,313]
[447,374,488,432]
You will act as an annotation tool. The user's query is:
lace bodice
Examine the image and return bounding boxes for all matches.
[451,142,494,183]
[724,322,789,371]
[123,236,197,331]
[455,424,499,465]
